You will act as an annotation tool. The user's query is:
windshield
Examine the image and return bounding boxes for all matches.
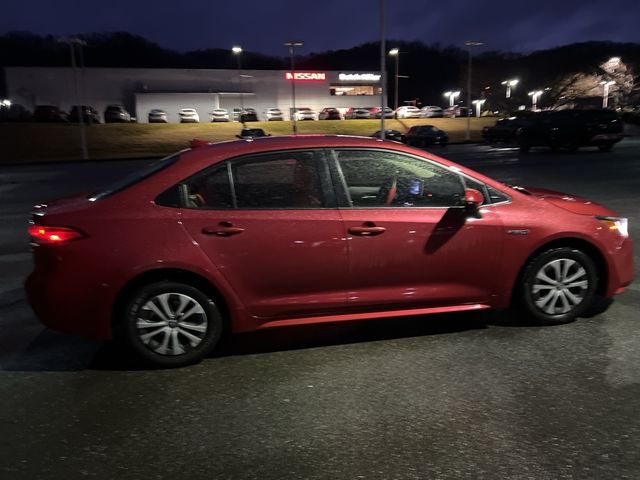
[88,153,181,201]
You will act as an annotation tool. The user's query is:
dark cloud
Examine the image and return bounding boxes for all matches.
[1,0,638,56]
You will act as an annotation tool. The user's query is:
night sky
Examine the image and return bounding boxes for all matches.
[2,0,639,56]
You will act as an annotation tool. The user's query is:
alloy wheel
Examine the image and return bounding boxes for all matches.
[135,292,208,356]
[531,258,589,315]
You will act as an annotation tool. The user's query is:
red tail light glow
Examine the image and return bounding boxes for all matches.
[28,225,85,244]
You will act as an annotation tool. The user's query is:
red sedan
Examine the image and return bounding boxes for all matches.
[26,136,634,367]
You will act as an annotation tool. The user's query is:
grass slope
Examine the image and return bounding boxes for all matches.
[0,118,496,164]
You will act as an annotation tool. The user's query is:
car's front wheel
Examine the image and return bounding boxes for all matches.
[122,281,223,367]
[517,247,597,325]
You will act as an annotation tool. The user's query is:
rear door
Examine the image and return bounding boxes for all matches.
[178,149,349,320]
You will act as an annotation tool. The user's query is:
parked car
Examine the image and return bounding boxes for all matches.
[34,105,68,122]
[178,108,200,123]
[293,107,316,121]
[68,105,100,124]
[421,106,444,118]
[371,129,405,142]
[232,108,258,122]
[515,109,624,153]
[319,107,342,120]
[209,108,230,122]
[394,106,422,119]
[403,125,449,147]
[344,107,371,119]
[443,106,472,118]
[26,135,634,367]
[236,127,271,139]
[0,103,32,122]
[265,108,284,121]
[482,113,534,145]
[104,105,132,123]
[369,106,394,118]
[148,109,168,123]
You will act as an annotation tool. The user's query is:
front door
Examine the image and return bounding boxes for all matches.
[330,148,503,311]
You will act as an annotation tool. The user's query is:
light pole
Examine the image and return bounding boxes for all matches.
[443,91,460,107]
[284,40,303,134]
[501,79,519,98]
[465,41,483,141]
[58,37,88,160]
[528,90,543,111]
[388,48,400,110]
[601,80,615,108]
[232,46,245,125]
[472,99,486,117]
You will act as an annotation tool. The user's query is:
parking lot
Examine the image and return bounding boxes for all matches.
[1,139,639,479]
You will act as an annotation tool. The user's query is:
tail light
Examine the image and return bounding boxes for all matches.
[28,224,85,245]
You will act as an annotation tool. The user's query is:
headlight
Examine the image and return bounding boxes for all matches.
[596,216,629,237]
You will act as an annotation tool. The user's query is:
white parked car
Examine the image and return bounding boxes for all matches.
[420,106,444,118]
[265,108,284,121]
[178,108,200,123]
[395,106,423,119]
[209,108,230,122]
[293,107,316,121]
[148,109,168,123]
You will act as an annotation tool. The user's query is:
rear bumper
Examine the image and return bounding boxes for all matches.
[25,267,115,340]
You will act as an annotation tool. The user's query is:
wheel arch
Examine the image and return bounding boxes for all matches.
[510,237,608,304]
[111,268,232,333]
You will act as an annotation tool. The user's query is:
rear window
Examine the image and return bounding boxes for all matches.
[88,153,181,201]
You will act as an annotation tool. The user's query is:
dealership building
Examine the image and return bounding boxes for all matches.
[2,67,383,122]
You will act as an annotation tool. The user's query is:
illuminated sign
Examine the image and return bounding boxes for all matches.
[339,73,381,82]
[285,72,326,81]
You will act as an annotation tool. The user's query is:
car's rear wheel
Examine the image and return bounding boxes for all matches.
[122,281,223,367]
[598,143,614,152]
[517,248,597,325]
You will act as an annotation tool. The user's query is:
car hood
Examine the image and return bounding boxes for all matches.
[523,186,617,216]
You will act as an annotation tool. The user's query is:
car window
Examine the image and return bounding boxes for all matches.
[231,151,325,209]
[333,149,465,208]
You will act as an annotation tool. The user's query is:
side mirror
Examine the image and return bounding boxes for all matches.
[464,188,484,207]
[464,188,484,218]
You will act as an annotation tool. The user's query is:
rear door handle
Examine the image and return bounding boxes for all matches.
[202,223,245,237]
[348,226,386,236]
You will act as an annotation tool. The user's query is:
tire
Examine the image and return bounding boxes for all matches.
[121,281,224,367]
[598,143,613,152]
[517,247,597,325]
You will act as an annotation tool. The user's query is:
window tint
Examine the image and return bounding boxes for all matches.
[179,164,233,209]
[335,150,464,208]
[232,151,324,209]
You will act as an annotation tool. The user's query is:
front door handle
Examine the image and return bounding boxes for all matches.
[348,225,386,236]
[202,222,245,237]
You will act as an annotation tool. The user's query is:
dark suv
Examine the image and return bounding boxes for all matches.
[104,105,131,123]
[68,105,101,124]
[34,105,68,122]
[485,110,624,152]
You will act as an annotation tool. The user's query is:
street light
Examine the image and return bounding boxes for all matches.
[501,79,519,98]
[58,37,88,160]
[528,90,543,111]
[600,80,615,109]
[472,99,486,117]
[232,46,245,125]
[464,41,484,141]
[284,40,303,134]
[443,91,460,107]
[388,48,400,110]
